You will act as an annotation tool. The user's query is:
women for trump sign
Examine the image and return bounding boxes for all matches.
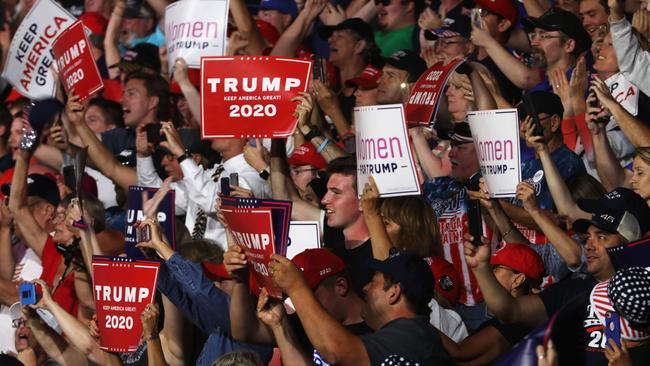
[354,104,420,197]
[467,108,522,197]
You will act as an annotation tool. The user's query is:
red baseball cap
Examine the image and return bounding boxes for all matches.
[170,68,201,95]
[287,143,327,170]
[201,262,232,280]
[490,243,545,282]
[291,249,345,290]
[474,0,518,24]
[425,256,461,306]
[79,12,108,36]
[345,65,382,90]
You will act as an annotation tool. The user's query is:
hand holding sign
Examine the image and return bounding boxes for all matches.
[64,93,85,127]
[360,176,381,216]
[223,244,249,283]
[269,254,308,296]
[292,92,315,135]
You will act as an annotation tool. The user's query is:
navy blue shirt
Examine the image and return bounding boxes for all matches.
[157,254,273,366]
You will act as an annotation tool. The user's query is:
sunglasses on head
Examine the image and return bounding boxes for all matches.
[374,0,391,6]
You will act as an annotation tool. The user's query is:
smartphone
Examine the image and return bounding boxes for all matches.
[63,165,76,194]
[605,312,621,348]
[522,92,545,137]
[19,283,37,306]
[220,177,230,196]
[229,173,239,187]
[312,56,326,83]
[467,200,483,246]
[145,124,165,145]
[136,225,152,243]
[471,8,481,28]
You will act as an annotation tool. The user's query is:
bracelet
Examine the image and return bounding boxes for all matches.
[501,226,515,238]
[303,127,321,141]
[143,333,159,342]
[316,138,330,153]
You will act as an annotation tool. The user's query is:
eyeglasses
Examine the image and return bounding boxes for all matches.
[435,39,466,48]
[477,8,497,18]
[12,319,27,328]
[527,32,565,41]
[374,0,391,6]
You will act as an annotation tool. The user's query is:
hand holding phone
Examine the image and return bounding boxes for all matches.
[19,283,38,306]
[522,92,545,137]
[229,173,239,187]
[145,124,166,145]
[605,312,622,348]
[471,8,482,28]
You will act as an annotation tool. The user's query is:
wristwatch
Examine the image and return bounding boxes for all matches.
[259,168,270,180]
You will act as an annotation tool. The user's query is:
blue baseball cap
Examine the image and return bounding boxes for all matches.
[367,251,435,306]
[258,0,298,19]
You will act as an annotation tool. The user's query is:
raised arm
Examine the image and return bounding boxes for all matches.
[522,116,589,220]
[104,0,126,80]
[586,92,629,190]
[256,288,312,365]
[409,127,446,179]
[32,279,103,363]
[0,201,14,280]
[172,58,201,124]
[470,21,542,89]
[270,138,322,222]
[360,176,393,259]
[463,235,548,327]
[8,149,49,257]
[270,255,370,366]
[271,0,327,57]
[65,93,137,191]
[516,182,582,268]
[229,0,266,55]
[224,243,276,344]
[22,307,88,366]
[592,75,650,148]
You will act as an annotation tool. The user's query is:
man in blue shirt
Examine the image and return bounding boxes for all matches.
[147,235,274,366]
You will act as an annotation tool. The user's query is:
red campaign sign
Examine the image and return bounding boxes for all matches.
[221,207,282,298]
[404,58,465,127]
[92,256,160,352]
[52,20,103,101]
[201,56,312,139]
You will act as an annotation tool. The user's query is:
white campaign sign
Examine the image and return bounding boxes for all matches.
[467,109,521,198]
[1,0,76,100]
[606,73,639,116]
[165,0,229,74]
[286,221,321,260]
[355,104,420,197]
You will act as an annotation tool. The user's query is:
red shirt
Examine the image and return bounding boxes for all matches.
[40,237,79,316]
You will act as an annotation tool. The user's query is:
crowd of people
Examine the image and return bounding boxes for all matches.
[0,0,649,365]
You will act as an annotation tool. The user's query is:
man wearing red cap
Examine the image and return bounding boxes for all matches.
[226,248,369,365]
[346,65,383,107]
[442,243,544,364]
[287,142,327,195]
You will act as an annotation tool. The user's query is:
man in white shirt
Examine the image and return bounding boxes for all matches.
[158,122,270,249]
